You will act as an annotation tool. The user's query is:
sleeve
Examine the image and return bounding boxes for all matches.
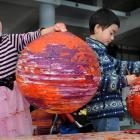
[10,29,41,53]
[100,57,140,92]
[115,59,140,75]
[100,73,128,92]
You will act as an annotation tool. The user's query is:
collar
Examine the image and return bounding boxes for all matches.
[86,37,107,51]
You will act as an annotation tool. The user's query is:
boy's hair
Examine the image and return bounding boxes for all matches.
[89,8,120,34]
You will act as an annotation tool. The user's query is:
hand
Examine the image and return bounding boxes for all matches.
[126,74,137,86]
[41,22,67,35]
[53,22,67,32]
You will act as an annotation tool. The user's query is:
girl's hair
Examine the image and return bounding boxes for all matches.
[89,8,120,34]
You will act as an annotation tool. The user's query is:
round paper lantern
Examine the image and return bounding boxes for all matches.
[126,76,140,123]
[16,32,101,114]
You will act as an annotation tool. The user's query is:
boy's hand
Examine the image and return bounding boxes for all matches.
[126,74,137,86]
[41,22,67,35]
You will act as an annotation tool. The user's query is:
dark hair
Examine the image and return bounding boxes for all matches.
[89,8,120,34]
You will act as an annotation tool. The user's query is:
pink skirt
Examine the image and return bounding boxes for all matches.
[0,82,33,137]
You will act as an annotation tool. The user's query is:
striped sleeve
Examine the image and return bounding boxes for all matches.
[10,30,41,53]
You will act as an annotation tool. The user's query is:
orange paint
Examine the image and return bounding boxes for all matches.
[126,76,140,124]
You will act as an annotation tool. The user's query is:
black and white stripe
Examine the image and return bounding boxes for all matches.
[0,30,41,79]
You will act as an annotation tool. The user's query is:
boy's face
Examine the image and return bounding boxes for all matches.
[93,24,119,46]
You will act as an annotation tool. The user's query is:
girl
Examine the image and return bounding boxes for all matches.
[0,21,67,136]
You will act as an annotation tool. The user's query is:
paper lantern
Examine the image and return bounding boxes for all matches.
[31,109,53,127]
[126,76,140,123]
[16,32,101,114]
[31,109,54,135]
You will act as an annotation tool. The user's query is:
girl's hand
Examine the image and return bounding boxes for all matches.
[53,22,67,32]
[41,22,67,35]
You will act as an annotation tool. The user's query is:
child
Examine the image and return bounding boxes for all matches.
[85,8,140,131]
[0,21,67,136]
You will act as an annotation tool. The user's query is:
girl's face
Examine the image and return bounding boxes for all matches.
[0,21,2,38]
[0,21,2,34]
[92,24,119,46]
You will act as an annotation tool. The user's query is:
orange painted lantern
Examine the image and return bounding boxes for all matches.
[126,76,140,123]
[31,109,53,127]
[16,32,101,114]
[31,109,54,135]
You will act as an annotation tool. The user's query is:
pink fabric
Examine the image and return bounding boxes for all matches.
[0,82,32,136]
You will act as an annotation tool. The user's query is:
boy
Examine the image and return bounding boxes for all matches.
[85,8,140,131]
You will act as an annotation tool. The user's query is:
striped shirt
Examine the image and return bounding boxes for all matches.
[0,30,41,79]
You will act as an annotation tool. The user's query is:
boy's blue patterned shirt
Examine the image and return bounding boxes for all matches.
[85,37,140,119]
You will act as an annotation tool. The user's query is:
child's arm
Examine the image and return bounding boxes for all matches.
[115,59,140,86]
[10,22,67,53]
[100,58,140,92]
[100,73,128,92]
[115,59,140,75]
[100,73,137,92]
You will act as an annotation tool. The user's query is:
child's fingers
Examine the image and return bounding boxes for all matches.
[54,23,67,32]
